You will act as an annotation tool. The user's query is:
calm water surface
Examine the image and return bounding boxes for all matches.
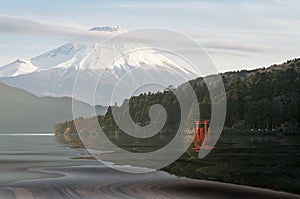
[0,134,96,183]
[0,133,299,199]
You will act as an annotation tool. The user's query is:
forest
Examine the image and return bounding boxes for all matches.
[55,58,300,135]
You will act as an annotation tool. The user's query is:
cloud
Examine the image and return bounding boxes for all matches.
[107,0,270,10]
[203,40,274,53]
[0,16,112,41]
[0,16,275,58]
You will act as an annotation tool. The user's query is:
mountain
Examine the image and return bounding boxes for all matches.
[0,83,103,133]
[0,59,38,78]
[0,26,196,106]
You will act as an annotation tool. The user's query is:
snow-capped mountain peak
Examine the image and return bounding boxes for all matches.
[30,43,82,69]
[89,26,126,33]
[0,27,197,105]
[0,59,38,78]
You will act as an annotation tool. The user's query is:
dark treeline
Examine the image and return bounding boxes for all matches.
[100,58,300,133]
[55,58,300,135]
[223,59,300,131]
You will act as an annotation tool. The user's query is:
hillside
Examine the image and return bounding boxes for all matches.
[0,83,104,133]
[135,58,300,131]
[55,58,300,135]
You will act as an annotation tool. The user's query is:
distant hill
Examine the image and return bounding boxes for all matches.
[222,58,300,81]
[0,83,106,133]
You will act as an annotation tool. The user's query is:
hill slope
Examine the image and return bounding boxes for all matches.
[0,83,98,133]
[56,58,300,135]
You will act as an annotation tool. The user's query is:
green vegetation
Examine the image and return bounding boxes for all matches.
[55,58,300,135]
[223,59,300,131]
[54,58,300,194]
[105,58,300,133]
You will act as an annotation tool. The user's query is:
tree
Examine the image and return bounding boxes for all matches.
[288,97,300,126]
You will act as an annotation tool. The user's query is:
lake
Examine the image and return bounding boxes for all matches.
[0,133,299,199]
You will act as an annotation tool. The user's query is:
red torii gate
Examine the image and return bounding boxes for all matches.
[193,120,210,152]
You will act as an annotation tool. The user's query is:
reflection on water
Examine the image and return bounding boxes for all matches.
[55,132,300,195]
[54,133,85,149]
[55,132,193,152]
[0,133,299,199]
[166,132,300,195]
[0,134,96,184]
[56,132,194,169]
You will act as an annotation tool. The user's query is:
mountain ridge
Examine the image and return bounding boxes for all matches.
[0,82,106,133]
[0,26,196,105]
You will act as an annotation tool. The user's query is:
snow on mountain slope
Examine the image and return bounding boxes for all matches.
[30,43,82,69]
[89,26,125,33]
[0,59,38,78]
[0,26,197,105]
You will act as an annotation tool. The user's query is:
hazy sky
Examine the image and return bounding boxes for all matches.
[0,0,299,72]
